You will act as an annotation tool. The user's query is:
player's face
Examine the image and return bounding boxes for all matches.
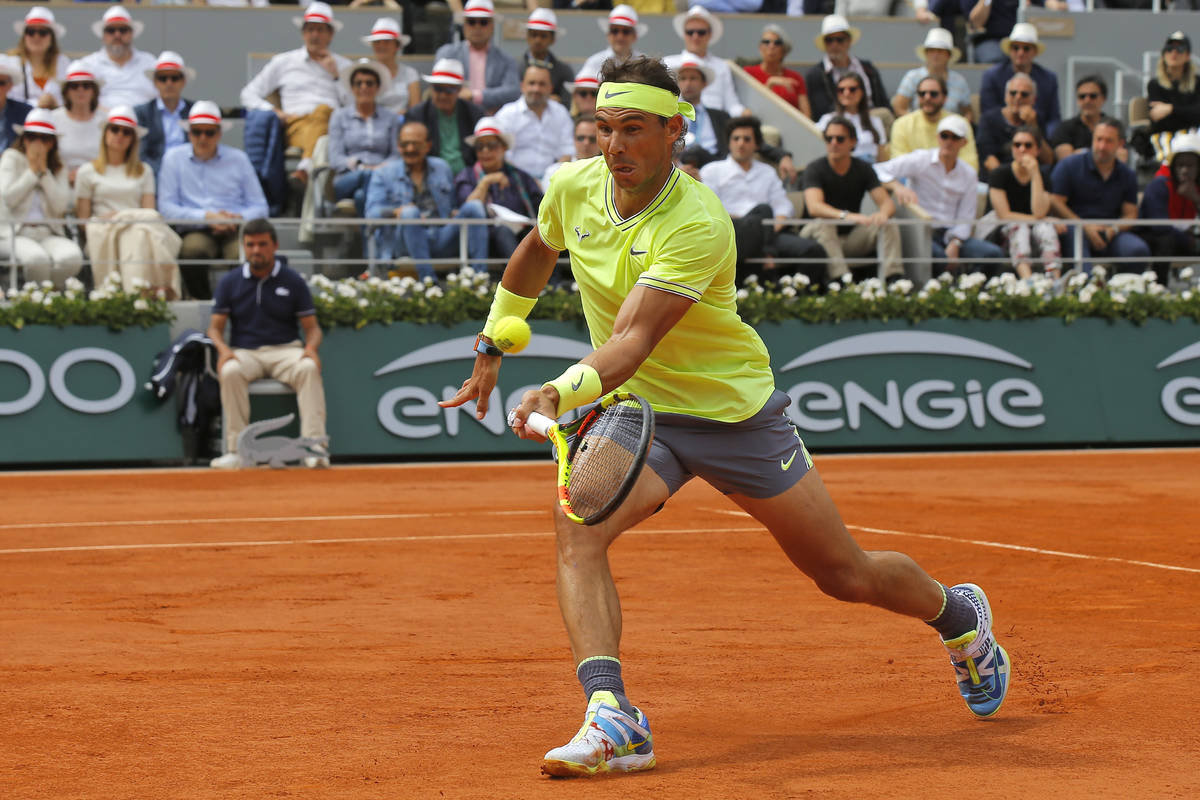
[596,108,681,195]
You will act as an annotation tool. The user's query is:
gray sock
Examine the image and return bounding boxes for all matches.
[927,584,979,641]
[576,656,635,715]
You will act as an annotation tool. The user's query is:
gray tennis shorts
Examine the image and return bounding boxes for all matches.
[646,389,813,499]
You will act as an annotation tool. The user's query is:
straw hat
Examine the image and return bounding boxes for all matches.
[101,105,149,138]
[916,28,962,64]
[422,58,465,87]
[814,15,861,52]
[599,5,648,38]
[91,6,144,39]
[14,7,65,40]
[340,58,392,97]
[673,6,723,46]
[293,2,343,33]
[1000,23,1045,57]
[464,116,513,149]
[182,100,233,133]
[565,70,599,94]
[527,8,561,37]
[14,107,63,137]
[362,18,411,49]
[464,0,495,19]
[144,51,197,83]
[62,60,105,89]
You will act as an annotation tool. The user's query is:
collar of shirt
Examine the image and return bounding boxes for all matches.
[242,259,283,280]
[156,96,186,116]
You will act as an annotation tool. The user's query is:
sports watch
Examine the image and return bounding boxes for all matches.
[474,334,504,357]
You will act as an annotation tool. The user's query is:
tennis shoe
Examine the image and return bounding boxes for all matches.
[209,452,242,469]
[541,691,655,777]
[942,583,1011,719]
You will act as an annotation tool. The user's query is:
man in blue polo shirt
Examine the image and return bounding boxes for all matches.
[207,218,329,469]
[1050,117,1149,274]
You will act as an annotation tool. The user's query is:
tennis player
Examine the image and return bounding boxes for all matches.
[441,56,1010,778]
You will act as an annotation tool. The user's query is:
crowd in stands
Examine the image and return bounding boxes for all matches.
[0,2,1198,300]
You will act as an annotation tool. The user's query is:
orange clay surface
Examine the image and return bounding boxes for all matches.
[1,450,1198,799]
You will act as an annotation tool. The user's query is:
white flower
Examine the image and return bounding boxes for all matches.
[953,290,966,302]
[570,282,579,292]
[337,284,358,298]
[426,286,444,299]
[30,290,44,304]
[358,298,369,307]
[828,282,840,293]
[130,276,149,290]
[1141,270,1158,283]
[841,273,853,284]
[1111,291,1126,304]
[1068,272,1089,290]
[782,286,797,298]
[446,272,460,284]
[423,275,435,286]
[65,276,84,292]
[986,276,1003,290]
[779,274,793,287]
[795,274,811,287]
[89,289,105,301]
[736,288,749,300]
[1183,290,1194,301]
[1078,286,1096,304]
[1093,265,1107,279]
[978,291,991,303]
[744,274,759,286]
[40,280,53,290]
[367,276,383,287]
[133,298,149,311]
[1180,266,1195,280]
[1016,282,1031,297]
[890,279,913,295]
[923,279,941,293]
[43,296,54,306]
[1148,282,1166,296]
[105,271,122,287]
[938,271,954,284]
[22,281,37,292]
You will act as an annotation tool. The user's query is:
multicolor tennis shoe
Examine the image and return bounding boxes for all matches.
[541,690,656,777]
[941,582,1011,718]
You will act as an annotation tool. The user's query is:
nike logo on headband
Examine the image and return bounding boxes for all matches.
[604,90,632,98]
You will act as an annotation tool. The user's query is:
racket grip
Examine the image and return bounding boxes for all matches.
[507,408,555,435]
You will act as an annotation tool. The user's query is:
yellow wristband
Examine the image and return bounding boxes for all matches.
[482,285,538,338]
[543,364,603,418]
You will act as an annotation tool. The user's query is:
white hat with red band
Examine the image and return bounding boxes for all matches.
[362,17,411,49]
[464,116,513,149]
[101,105,149,137]
[672,6,723,46]
[422,58,466,87]
[0,55,22,84]
[599,5,647,37]
[339,58,393,97]
[526,9,562,36]
[463,0,495,19]
[565,69,599,94]
[14,7,65,40]
[673,54,715,85]
[293,2,343,33]
[144,51,197,83]
[91,6,145,40]
[14,107,63,138]
[62,60,105,89]
[182,100,233,132]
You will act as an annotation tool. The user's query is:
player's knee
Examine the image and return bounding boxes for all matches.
[219,359,247,381]
[293,357,318,379]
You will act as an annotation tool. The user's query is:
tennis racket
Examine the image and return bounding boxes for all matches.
[509,392,655,526]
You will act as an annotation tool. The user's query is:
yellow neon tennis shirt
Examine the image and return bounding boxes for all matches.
[538,156,775,423]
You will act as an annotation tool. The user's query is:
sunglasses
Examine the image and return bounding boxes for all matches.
[106,126,134,138]
[465,17,491,26]
[608,27,634,36]
[684,28,709,36]
[823,133,848,143]
[824,34,850,45]
[24,28,52,38]
[526,30,552,38]
[189,128,219,139]
[938,131,963,140]
[103,26,132,36]
[575,134,597,143]
[574,88,598,97]
[917,89,943,98]
[24,133,55,143]
[432,85,458,94]
[1012,140,1036,149]
[1009,43,1035,52]
[155,74,184,84]
[836,85,861,94]
[474,140,503,151]
[398,140,425,149]
[351,79,379,88]
[760,39,783,46]
[1165,42,1190,53]
[1077,91,1101,100]
[1007,89,1032,98]
[65,82,95,91]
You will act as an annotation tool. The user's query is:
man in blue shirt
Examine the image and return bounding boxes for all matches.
[979,23,1060,138]
[207,218,329,470]
[135,51,195,175]
[1050,117,1149,273]
[159,101,270,299]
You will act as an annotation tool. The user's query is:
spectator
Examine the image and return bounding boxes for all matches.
[495,63,574,183]
[892,28,971,121]
[800,116,902,282]
[362,18,419,116]
[1147,31,1200,163]
[805,15,889,121]
[665,6,743,117]
[158,102,270,300]
[699,116,825,282]
[877,115,1006,273]
[8,7,69,110]
[240,2,351,191]
[49,61,106,186]
[135,51,195,176]
[76,106,181,299]
[0,109,83,288]
[208,219,329,471]
[455,117,544,274]
[329,59,401,217]
[890,75,979,171]
[566,71,599,119]
[1052,75,1125,163]
[817,73,888,164]
[580,6,646,79]
[544,115,600,186]
[364,121,480,276]
[1050,117,1149,274]
[960,0,1042,65]
[406,59,484,177]
[80,6,157,109]
[979,23,1061,138]
[0,56,32,152]
[523,9,574,103]
[744,24,810,119]
[977,74,1053,177]
[987,126,1060,279]
[434,0,521,115]
[1140,133,1200,284]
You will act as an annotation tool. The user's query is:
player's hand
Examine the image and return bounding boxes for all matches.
[216,350,238,373]
[302,347,321,372]
[508,386,559,442]
[438,352,502,419]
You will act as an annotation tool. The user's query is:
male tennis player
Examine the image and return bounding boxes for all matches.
[441,56,1010,778]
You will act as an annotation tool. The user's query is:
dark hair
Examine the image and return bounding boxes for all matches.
[1093,115,1124,141]
[726,114,764,147]
[824,114,858,141]
[350,67,381,87]
[1074,74,1108,97]
[916,74,948,97]
[243,218,277,243]
[833,73,878,148]
[599,56,686,154]
[15,131,62,175]
[63,82,100,113]
[523,62,552,82]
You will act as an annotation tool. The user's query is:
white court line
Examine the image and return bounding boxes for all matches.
[0,509,544,532]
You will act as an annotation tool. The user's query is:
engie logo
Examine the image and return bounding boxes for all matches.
[0,347,137,416]
[779,332,1046,432]
[372,335,591,438]
[1156,341,1200,425]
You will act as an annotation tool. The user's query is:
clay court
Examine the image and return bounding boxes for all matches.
[2,449,1198,798]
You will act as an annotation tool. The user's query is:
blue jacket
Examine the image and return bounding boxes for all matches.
[242,109,288,217]
[135,97,194,175]
[0,99,32,153]
[365,156,456,221]
[433,41,520,113]
[980,62,1061,139]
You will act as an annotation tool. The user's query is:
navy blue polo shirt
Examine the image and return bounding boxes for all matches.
[1050,150,1138,221]
[211,258,315,349]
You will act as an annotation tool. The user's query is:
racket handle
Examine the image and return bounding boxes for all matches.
[507,408,555,436]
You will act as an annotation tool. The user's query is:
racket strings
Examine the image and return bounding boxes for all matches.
[567,401,647,517]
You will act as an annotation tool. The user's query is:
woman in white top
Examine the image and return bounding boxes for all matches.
[8,7,70,109]
[49,61,106,186]
[817,73,889,164]
[76,106,180,299]
[0,108,83,288]
[362,18,418,115]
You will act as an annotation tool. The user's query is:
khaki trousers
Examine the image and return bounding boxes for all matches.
[285,105,333,160]
[800,221,903,279]
[219,341,327,453]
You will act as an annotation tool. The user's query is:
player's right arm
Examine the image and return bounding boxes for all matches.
[437,229,561,419]
[206,312,236,373]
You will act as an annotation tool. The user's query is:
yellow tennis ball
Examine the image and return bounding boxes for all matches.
[492,316,531,353]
